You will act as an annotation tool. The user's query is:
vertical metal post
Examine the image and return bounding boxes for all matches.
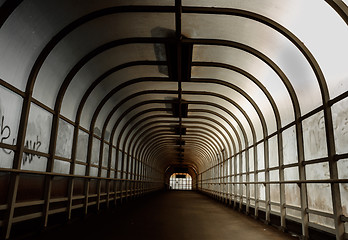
[120,151,125,203]
[264,139,271,223]
[278,132,286,230]
[43,108,61,228]
[124,153,130,200]
[254,145,259,218]
[106,143,114,208]
[3,174,20,239]
[296,121,309,239]
[114,149,120,205]
[66,122,80,220]
[325,106,345,240]
[246,149,250,214]
[3,88,32,239]
[83,132,93,215]
[96,140,105,212]
[239,153,243,210]
[233,155,238,208]
[229,158,232,205]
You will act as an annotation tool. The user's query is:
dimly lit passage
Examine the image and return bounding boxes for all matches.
[0,1,348,240]
[26,191,298,240]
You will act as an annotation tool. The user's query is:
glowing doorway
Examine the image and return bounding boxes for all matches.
[169,173,192,190]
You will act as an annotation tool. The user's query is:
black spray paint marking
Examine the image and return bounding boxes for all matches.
[23,135,42,164]
[1,114,43,164]
[1,115,16,154]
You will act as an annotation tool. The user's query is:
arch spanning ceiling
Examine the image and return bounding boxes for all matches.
[1,1,348,239]
[0,0,348,175]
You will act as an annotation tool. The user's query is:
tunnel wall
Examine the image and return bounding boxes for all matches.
[0,1,348,240]
[0,5,167,238]
[0,73,165,238]
[196,92,348,238]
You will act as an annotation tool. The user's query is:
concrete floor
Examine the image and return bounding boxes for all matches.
[27,191,298,240]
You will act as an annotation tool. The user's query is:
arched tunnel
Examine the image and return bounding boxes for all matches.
[0,1,348,239]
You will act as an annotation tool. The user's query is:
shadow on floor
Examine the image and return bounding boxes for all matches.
[18,191,298,240]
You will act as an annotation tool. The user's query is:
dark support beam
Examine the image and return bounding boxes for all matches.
[0,0,24,27]
[175,0,184,164]
[325,0,348,25]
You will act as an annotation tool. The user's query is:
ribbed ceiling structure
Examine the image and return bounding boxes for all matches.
[0,1,348,239]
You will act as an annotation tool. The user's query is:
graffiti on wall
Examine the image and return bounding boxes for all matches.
[0,115,15,154]
[0,113,42,165]
[23,135,41,164]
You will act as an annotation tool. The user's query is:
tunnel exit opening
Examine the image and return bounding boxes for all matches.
[169,173,192,190]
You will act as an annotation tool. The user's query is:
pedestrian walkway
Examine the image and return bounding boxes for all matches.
[26,191,297,240]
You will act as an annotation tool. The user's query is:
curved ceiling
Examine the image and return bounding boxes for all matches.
[0,0,347,174]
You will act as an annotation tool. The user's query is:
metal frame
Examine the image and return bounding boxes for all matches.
[0,1,347,240]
